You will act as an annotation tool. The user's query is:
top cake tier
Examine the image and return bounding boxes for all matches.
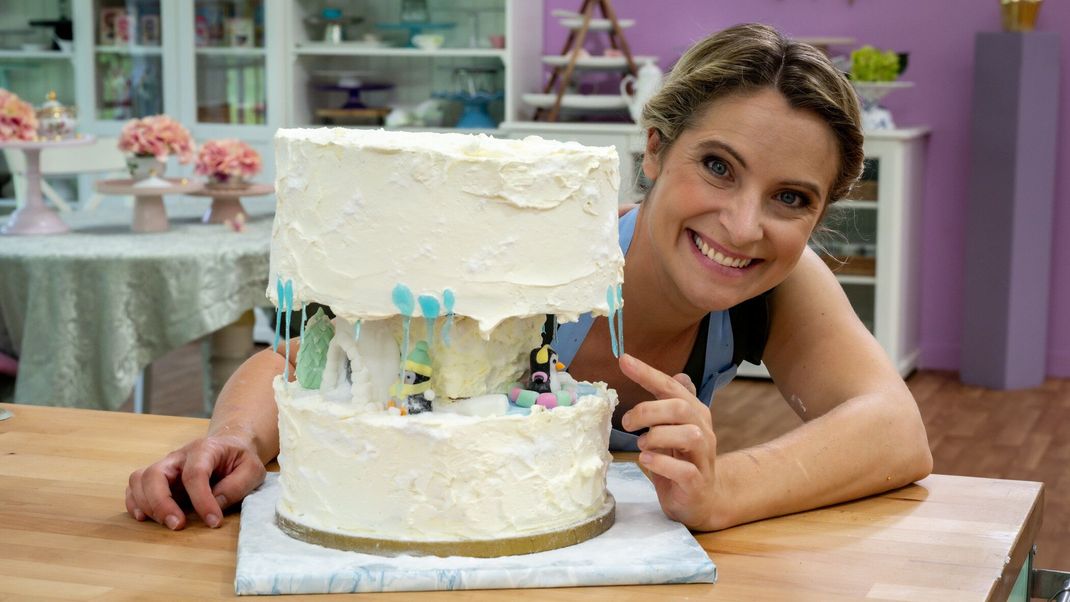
[267,128,625,333]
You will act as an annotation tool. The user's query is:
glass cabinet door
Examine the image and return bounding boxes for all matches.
[193,0,266,125]
[0,0,75,109]
[94,0,164,120]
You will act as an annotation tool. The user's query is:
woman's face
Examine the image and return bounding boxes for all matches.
[640,87,839,313]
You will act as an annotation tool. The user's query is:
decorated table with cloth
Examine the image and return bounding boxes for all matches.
[0,403,1044,600]
[0,198,273,411]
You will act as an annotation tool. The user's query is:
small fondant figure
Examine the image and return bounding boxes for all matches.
[510,315,575,409]
[389,340,435,415]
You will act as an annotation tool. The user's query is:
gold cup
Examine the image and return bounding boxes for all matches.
[1001,0,1043,32]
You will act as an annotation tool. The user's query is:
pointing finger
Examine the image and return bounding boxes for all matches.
[619,353,696,401]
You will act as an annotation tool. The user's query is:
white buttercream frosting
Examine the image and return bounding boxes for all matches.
[275,377,617,542]
[270,129,625,550]
[267,128,624,334]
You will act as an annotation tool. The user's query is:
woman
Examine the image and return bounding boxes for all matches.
[125,23,932,533]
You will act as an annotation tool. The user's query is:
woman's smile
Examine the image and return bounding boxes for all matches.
[686,228,761,273]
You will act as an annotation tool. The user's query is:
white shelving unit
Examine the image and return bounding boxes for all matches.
[737,128,930,379]
[283,0,543,132]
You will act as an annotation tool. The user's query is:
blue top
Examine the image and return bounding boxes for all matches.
[552,208,739,451]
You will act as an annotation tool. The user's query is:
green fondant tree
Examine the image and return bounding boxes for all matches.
[296,308,334,389]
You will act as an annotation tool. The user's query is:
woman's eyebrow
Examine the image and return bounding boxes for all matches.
[694,139,748,169]
[780,179,823,199]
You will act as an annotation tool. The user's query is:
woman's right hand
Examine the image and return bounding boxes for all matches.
[125,432,266,530]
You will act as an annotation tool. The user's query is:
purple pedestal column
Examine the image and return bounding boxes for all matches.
[960,32,1060,389]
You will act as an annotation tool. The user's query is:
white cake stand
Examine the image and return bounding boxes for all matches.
[94,177,205,233]
[0,135,96,235]
[188,182,274,224]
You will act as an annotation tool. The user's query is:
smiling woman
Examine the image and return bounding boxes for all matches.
[561,23,932,531]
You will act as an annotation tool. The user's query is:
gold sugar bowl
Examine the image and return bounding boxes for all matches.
[36,90,78,140]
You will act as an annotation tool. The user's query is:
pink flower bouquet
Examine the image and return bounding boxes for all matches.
[0,88,39,142]
[195,139,261,186]
[118,115,194,163]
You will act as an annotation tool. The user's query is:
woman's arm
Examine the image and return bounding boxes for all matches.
[621,247,932,531]
[720,246,932,527]
[124,340,297,530]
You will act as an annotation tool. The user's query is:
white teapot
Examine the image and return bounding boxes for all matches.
[620,60,663,122]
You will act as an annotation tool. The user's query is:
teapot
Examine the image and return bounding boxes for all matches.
[619,60,663,123]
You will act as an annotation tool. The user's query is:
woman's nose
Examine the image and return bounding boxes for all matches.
[719,194,763,247]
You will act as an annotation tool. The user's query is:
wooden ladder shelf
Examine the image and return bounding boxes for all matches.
[535,0,638,122]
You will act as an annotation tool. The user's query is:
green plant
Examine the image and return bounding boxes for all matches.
[851,46,901,82]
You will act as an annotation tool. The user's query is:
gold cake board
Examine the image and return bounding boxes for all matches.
[276,495,616,558]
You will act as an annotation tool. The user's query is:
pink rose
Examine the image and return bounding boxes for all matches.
[0,89,39,142]
[118,115,194,163]
[195,139,261,180]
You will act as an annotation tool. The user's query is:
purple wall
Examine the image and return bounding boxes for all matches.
[544,0,1070,377]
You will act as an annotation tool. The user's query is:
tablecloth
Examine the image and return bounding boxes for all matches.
[0,197,274,410]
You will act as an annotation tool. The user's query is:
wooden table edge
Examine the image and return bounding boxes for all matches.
[989,479,1045,600]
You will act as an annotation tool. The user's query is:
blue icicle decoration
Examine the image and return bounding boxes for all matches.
[354,319,362,342]
[283,280,293,381]
[418,294,441,344]
[606,285,619,358]
[616,283,625,356]
[392,284,416,396]
[441,289,456,346]
[273,278,283,352]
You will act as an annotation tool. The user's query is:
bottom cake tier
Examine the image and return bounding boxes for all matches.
[274,377,619,556]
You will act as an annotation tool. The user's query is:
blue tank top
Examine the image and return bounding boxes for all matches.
[552,208,739,451]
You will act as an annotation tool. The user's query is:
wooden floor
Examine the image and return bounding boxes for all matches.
[116,342,1069,569]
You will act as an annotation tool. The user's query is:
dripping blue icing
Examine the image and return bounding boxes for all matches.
[283,279,293,381]
[273,277,283,352]
[441,288,456,346]
[392,284,415,317]
[418,294,440,344]
[616,283,625,356]
[606,285,619,358]
[392,284,416,397]
[353,319,362,343]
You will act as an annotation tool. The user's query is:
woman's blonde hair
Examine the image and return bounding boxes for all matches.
[642,23,864,205]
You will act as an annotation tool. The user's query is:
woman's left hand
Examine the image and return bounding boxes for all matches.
[619,353,727,531]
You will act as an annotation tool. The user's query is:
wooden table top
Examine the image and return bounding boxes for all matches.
[0,403,1043,601]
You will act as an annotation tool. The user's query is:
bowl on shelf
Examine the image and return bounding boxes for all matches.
[851,81,913,130]
[522,93,628,112]
[412,34,444,50]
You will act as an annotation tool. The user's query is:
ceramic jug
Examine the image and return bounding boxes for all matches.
[620,60,663,122]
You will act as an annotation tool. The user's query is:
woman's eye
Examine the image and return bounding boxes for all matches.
[776,190,809,208]
[704,157,729,177]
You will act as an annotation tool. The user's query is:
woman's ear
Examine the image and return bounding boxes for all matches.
[641,128,662,182]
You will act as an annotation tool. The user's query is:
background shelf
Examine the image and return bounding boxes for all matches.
[294,44,506,59]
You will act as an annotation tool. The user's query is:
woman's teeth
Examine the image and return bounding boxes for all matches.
[693,233,752,268]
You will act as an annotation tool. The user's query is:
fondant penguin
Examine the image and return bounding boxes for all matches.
[509,315,575,409]
[389,340,435,415]
[528,344,559,395]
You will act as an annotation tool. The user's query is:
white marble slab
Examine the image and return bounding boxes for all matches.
[235,462,717,595]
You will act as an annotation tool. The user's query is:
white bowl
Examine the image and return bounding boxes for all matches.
[412,34,444,50]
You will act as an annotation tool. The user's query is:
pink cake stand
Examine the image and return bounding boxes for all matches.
[94,177,205,233]
[188,182,274,224]
[0,135,95,236]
